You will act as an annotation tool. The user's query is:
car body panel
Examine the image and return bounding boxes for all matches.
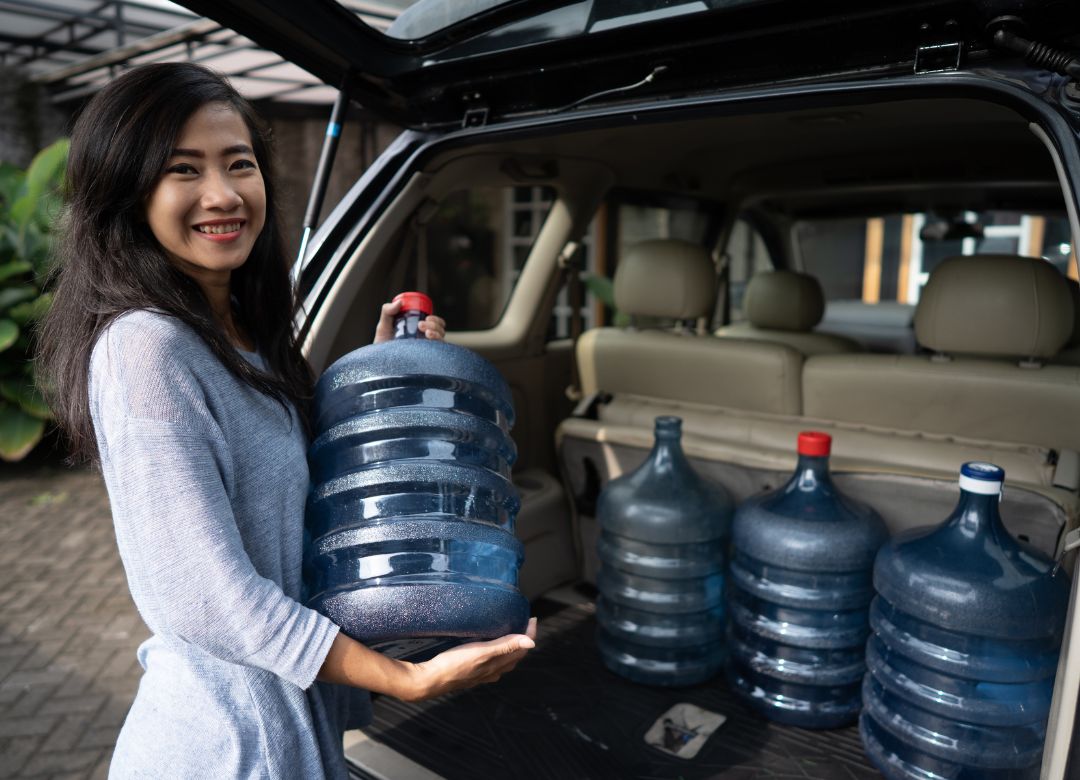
[178,0,1079,128]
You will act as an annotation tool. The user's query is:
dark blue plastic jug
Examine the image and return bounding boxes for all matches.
[726,431,888,728]
[861,462,1069,779]
[304,292,530,654]
[595,416,733,687]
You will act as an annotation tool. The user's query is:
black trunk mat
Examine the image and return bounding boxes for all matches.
[363,598,883,779]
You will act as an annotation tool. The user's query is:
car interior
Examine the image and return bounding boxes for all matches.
[301,91,1080,774]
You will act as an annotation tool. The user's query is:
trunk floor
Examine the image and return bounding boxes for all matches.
[362,595,882,779]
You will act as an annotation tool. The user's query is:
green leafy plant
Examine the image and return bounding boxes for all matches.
[0,138,68,461]
[584,273,630,327]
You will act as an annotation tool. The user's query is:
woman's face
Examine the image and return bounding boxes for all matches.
[144,102,266,287]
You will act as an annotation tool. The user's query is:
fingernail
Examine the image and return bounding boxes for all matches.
[518,637,535,650]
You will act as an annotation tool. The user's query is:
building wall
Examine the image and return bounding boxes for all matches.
[266,111,401,264]
[0,67,69,169]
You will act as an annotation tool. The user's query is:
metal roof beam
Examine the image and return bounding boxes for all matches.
[0,30,100,57]
[0,0,157,29]
[35,16,219,83]
[12,1,132,68]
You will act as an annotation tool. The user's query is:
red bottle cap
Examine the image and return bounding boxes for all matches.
[392,291,433,315]
[797,431,832,457]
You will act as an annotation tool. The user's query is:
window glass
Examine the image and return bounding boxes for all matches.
[617,204,711,249]
[381,0,733,44]
[795,211,1076,304]
[410,185,556,331]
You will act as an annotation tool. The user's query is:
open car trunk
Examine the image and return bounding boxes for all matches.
[342,438,1074,778]
[297,77,1080,775]
[356,592,880,779]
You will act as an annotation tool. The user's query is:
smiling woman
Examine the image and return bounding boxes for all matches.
[33,62,530,780]
[145,103,267,350]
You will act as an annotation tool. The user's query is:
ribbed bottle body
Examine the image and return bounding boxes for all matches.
[726,434,888,729]
[304,338,529,648]
[860,462,1069,779]
[595,417,732,687]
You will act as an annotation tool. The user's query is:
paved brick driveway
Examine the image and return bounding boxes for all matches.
[0,465,147,779]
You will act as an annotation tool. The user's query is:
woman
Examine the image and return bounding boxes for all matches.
[37,63,536,779]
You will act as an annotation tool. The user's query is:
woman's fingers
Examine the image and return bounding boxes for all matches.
[418,315,447,340]
[375,305,446,343]
[410,625,538,701]
[373,299,403,344]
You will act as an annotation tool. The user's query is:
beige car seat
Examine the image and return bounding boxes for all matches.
[803,254,1080,450]
[1051,277,1080,366]
[577,239,804,415]
[716,270,860,355]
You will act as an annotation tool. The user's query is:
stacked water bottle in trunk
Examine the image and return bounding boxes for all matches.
[594,416,1069,779]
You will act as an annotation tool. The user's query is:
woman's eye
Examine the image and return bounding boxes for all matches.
[230,159,257,171]
[167,163,197,175]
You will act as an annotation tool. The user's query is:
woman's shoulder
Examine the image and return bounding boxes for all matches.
[92,309,205,367]
[89,310,220,425]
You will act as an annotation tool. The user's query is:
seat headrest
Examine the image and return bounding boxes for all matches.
[614,239,715,320]
[914,254,1074,359]
[1066,278,1080,348]
[744,270,825,332]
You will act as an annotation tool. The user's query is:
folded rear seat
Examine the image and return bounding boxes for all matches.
[559,251,1079,582]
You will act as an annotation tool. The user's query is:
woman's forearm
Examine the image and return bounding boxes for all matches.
[315,618,537,702]
[316,632,424,700]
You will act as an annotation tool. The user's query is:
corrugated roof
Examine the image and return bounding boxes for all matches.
[0,0,407,104]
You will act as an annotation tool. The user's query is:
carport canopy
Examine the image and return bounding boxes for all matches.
[0,0,413,105]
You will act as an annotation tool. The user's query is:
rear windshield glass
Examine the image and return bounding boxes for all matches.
[795,210,1075,305]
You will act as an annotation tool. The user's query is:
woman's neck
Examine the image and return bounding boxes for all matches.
[200,276,253,352]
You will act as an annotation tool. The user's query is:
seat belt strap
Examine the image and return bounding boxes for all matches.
[558,241,585,401]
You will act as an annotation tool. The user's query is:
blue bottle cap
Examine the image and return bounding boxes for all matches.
[959,461,1004,495]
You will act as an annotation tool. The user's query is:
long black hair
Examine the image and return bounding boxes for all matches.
[37,62,314,463]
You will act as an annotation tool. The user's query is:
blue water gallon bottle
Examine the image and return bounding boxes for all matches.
[304,292,529,653]
[861,462,1070,779]
[726,431,888,728]
[595,416,733,687]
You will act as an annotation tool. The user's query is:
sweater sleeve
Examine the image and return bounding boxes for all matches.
[89,314,338,690]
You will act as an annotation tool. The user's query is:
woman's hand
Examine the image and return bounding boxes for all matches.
[373,299,448,344]
[317,618,538,701]
[402,617,538,701]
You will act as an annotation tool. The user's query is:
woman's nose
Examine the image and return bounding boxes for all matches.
[200,171,243,210]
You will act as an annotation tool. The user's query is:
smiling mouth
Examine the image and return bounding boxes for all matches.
[195,222,243,235]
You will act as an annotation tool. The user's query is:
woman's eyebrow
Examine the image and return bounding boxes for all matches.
[170,144,253,157]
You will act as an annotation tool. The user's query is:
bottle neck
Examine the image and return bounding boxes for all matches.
[394,309,427,339]
[791,454,832,492]
[649,421,689,474]
[949,488,1005,539]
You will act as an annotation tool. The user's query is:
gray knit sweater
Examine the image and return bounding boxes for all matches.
[89,309,369,779]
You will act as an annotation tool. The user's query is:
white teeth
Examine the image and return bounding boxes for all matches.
[196,223,241,235]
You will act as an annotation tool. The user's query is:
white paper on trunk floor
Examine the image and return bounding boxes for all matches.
[643,702,727,759]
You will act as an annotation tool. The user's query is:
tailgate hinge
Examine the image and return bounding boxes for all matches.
[915,40,963,73]
[915,20,963,74]
[462,104,490,128]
